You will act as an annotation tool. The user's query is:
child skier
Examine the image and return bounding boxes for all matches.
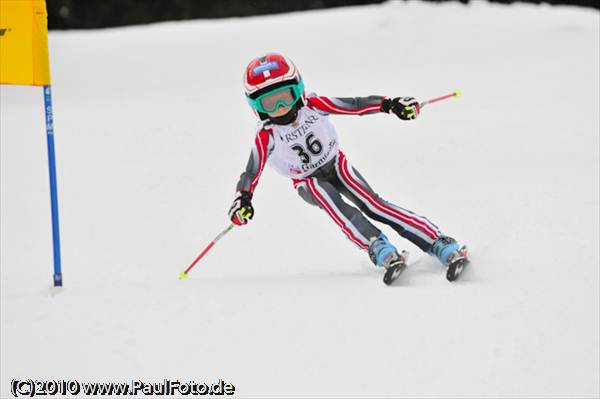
[228,53,468,284]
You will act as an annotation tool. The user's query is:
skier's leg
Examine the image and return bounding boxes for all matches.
[293,178,380,250]
[294,177,408,270]
[333,151,442,252]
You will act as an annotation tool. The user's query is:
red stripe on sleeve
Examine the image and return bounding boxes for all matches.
[248,128,271,193]
[308,96,382,115]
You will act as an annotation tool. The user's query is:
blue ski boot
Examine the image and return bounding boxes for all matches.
[429,236,469,281]
[368,234,409,285]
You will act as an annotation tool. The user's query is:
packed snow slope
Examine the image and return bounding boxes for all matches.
[1,1,599,397]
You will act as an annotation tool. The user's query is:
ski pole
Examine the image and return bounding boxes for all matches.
[179,223,235,280]
[420,89,461,109]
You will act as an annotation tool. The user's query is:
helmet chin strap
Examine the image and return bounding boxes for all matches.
[268,101,302,125]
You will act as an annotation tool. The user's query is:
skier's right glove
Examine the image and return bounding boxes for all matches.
[228,191,254,226]
[381,97,420,120]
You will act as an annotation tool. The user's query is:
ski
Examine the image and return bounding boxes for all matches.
[383,250,409,286]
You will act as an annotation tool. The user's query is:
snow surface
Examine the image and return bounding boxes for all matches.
[1,1,599,397]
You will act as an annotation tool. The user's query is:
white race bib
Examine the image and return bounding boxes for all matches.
[265,107,339,178]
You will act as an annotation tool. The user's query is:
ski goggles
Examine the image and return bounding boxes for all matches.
[247,80,305,114]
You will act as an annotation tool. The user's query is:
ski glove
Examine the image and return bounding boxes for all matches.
[381,97,420,120]
[229,191,254,226]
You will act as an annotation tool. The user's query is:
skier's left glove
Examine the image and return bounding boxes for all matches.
[381,97,420,120]
[229,191,254,226]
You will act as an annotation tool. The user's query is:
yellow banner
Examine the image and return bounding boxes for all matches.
[0,0,51,86]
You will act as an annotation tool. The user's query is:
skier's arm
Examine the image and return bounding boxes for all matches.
[307,95,421,120]
[236,128,271,193]
[229,128,272,225]
[307,95,386,116]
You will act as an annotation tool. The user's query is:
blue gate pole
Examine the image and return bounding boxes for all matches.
[43,85,63,287]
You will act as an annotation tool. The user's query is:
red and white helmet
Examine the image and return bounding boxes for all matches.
[243,53,305,119]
